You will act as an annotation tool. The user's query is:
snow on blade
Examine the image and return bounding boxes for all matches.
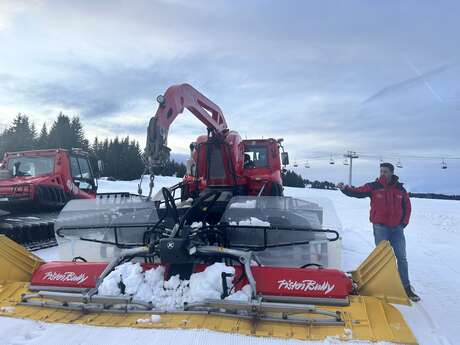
[97,262,247,310]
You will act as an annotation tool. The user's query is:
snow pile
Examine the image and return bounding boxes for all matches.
[225,284,253,301]
[97,262,252,310]
[98,262,144,296]
[0,306,15,313]
[136,315,161,324]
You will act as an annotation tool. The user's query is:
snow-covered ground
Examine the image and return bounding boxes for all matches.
[287,188,460,345]
[1,177,459,345]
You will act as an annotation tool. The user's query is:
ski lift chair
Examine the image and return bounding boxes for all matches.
[441,159,447,169]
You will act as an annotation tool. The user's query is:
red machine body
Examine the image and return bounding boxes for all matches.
[182,135,283,197]
[240,266,352,299]
[0,149,97,211]
[31,261,108,289]
[31,261,353,300]
[145,84,286,199]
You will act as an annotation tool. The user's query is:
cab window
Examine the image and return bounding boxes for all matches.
[70,157,80,177]
[70,156,94,190]
[77,158,91,179]
[244,145,268,168]
[8,156,55,177]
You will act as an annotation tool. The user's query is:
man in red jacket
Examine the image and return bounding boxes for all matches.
[337,162,420,302]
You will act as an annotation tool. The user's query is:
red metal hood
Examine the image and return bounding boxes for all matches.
[31,262,353,299]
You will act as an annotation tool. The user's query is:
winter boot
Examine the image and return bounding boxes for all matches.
[405,285,421,302]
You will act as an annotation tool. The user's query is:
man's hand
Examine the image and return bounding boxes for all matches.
[337,182,346,190]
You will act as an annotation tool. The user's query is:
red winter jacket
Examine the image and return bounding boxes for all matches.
[341,175,411,228]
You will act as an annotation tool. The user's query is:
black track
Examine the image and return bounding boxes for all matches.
[0,211,59,251]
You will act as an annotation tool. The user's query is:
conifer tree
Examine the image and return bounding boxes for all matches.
[48,113,74,149]
[37,123,49,149]
[1,114,37,153]
[70,117,89,150]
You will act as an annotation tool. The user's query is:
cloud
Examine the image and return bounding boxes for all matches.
[0,1,39,32]
[1,0,460,192]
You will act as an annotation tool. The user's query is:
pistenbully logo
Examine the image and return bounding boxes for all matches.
[277,279,335,294]
[43,271,88,285]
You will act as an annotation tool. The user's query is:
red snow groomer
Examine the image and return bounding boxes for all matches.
[0,84,417,344]
[0,148,98,249]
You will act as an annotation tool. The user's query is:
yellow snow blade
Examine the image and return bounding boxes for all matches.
[0,235,43,283]
[0,285,417,344]
[0,236,417,344]
[352,241,411,306]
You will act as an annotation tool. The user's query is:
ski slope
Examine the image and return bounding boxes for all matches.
[0,177,459,345]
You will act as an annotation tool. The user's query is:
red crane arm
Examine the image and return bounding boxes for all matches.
[145,84,228,167]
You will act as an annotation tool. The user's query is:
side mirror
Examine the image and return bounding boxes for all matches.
[281,152,289,166]
[97,160,104,174]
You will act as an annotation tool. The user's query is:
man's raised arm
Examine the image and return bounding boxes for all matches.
[337,182,373,199]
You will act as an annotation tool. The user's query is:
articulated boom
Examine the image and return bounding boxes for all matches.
[145,83,228,168]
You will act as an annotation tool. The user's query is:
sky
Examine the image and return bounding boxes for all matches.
[0,0,459,193]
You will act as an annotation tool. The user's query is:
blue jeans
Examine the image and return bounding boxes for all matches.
[373,224,410,289]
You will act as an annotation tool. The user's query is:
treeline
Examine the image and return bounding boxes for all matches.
[409,193,460,201]
[92,137,186,180]
[151,160,187,178]
[0,113,88,154]
[304,179,337,190]
[281,170,305,187]
[92,137,144,181]
[0,113,186,180]
[282,170,337,190]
